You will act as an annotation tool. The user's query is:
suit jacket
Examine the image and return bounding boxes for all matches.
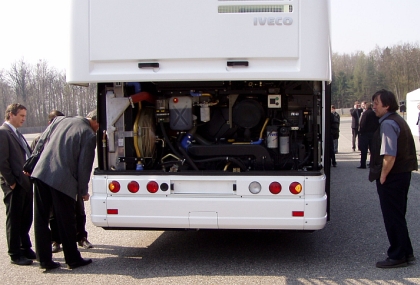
[359,108,379,134]
[350,108,362,129]
[31,116,96,200]
[0,123,32,194]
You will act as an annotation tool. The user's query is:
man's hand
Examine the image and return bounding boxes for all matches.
[23,171,31,177]
[380,155,396,184]
[82,193,90,201]
[10,183,16,190]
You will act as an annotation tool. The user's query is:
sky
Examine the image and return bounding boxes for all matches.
[0,0,419,71]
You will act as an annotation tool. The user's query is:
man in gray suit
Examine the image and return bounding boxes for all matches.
[0,103,36,266]
[31,110,99,270]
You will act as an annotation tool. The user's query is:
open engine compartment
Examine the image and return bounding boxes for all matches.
[97,80,324,174]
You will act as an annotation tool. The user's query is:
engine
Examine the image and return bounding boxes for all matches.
[100,81,322,173]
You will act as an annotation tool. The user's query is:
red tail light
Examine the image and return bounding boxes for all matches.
[108,181,120,193]
[269,182,282,194]
[292,211,304,217]
[107,209,118,215]
[127,181,139,193]
[289,182,302,194]
[147,181,159,193]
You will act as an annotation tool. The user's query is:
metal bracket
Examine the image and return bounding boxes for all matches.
[106,90,131,152]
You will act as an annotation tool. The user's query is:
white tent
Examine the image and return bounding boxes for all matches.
[406,88,420,138]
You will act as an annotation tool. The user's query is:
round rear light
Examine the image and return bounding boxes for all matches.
[147,181,159,193]
[289,182,302,194]
[109,181,120,193]
[249,181,261,194]
[269,182,282,194]
[127,181,139,193]
[160,183,169,191]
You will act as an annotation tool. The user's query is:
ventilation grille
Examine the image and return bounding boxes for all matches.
[218,5,293,13]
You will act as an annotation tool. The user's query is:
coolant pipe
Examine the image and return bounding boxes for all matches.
[181,133,193,149]
[177,133,199,171]
[250,118,269,145]
[178,145,199,171]
[159,122,182,158]
[250,139,263,145]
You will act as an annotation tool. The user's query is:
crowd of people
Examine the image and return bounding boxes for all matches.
[0,88,419,270]
[0,104,97,270]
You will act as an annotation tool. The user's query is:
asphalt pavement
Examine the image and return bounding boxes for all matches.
[1,117,420,284]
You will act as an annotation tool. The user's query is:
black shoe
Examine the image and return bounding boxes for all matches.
[332,163,337,167]
[376,258,408,268]
[40,260,61,270]
[52,241,62,253]
[11,256,33,266]
[21,248,36,259]
[67,258,92,269]
[352,148,356,151]
[407,254,416,263]
[357,166,366,169]
[78,238,94,249]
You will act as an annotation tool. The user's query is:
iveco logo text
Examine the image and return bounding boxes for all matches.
[254,17,293,26]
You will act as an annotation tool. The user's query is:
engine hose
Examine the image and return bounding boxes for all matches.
[259,118,270,140]
[159,121,182,158]
[177,144,199,171]
[187,126,213,146]
[193,133,213,146]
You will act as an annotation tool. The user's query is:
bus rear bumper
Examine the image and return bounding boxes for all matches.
[91,194,327,231]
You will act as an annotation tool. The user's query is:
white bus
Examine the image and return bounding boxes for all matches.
[68,0,332,231]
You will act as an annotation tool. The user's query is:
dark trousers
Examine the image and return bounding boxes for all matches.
[1,183,33,258]
[34,179,82,264]
[358,132,373,167]
[330,135,336,165]
[376,172,413,260]
[51,195,87,243]
[351,128,358,150]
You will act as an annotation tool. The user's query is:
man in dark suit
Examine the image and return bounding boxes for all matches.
[358,102,379,168]
[0,103,36,266]
[30,110,98,270]
[350,101,362,151]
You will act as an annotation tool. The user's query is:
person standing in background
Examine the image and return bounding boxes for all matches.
[350,101,362,151]
[369,89,417,268]
[416,102,420,143]
[331,105,340,154]
[330,111,337,167]
[0,103,36,266]
[358,102,379,169]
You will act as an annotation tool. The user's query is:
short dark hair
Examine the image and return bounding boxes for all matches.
[4,103,27,121]
[331,105,335,109]
[86,109,97,121]
[372,89,399,112]
[48,110,65,123]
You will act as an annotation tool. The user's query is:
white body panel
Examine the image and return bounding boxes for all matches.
[68,0,331,83]
[91,174,327,230]
[406,88,420,138]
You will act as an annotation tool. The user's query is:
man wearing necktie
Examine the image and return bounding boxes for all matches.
[0,103,36,266]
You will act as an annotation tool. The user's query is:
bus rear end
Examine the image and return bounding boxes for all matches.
[68,0,331,230]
